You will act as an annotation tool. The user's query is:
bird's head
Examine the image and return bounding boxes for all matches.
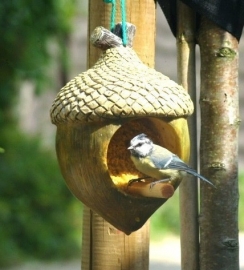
[128,133,153,157]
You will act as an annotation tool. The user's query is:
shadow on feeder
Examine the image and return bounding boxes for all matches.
[50,23,194,234]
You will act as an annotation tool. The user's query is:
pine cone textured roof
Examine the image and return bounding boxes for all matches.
[50,46,194,124]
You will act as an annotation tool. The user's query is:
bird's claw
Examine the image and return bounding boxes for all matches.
[149,178,171,189]
[127,177,151,187]
[128,177,172,189]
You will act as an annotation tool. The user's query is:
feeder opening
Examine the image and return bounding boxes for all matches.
[107,117,182,193]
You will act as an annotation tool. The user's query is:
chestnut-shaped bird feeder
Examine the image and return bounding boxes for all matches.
[50,23,194,235]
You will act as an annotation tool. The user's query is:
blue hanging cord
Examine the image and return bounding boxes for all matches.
[103,0,116,31]
[104,0,128,46]
[120,0,127,46]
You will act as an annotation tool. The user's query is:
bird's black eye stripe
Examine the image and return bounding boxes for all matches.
[136,143,143,147]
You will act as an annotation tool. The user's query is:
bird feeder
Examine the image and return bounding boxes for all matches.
[50,23,194,234]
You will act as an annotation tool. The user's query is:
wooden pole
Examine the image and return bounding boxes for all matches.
[82,1,156,269]
[176,2,199,269]
[198,17,239,269]
[88,0,156,67]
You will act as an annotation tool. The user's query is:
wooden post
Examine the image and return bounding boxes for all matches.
[82,207,150,269]
[198,17,239,269]
[88,0,156,67]
[176,2,199,269]
[82,1,156,269]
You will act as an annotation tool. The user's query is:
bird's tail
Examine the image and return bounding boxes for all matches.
[184,168,215,187]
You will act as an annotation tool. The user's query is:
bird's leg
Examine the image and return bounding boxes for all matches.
[127,176,152,187]
[149,178,171,189]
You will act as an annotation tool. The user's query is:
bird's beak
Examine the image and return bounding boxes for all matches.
[127,146,133,150]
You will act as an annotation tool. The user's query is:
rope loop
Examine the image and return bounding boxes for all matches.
[103,0,127,46]
[120,0,127,46]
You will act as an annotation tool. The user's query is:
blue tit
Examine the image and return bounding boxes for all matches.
[127,133,214,187]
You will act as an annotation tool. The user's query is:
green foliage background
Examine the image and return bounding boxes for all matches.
[0,0,75,124]
[0,0,81,267]
[0,128,81,266]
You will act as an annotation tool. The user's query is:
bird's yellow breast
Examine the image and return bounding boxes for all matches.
[130,155,175,180]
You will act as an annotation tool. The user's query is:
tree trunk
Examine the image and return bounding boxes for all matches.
[198,17,240,270]
[82,0,156,269]
[176,3,199,269]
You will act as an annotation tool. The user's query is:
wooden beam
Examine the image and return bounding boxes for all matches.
[176,2,199,269]
[82,1,156,269]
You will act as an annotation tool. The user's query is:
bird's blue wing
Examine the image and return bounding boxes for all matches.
[150,154,172,169]
[149,145,214,186]
[149,145,178,169]
[164,154,214,186]
[165,155,190,170]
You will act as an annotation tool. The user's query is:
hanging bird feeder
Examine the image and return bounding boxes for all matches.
[50,23,194,234]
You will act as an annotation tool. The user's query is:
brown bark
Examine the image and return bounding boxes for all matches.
[197,17,240,270]
[176,2,199,269]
